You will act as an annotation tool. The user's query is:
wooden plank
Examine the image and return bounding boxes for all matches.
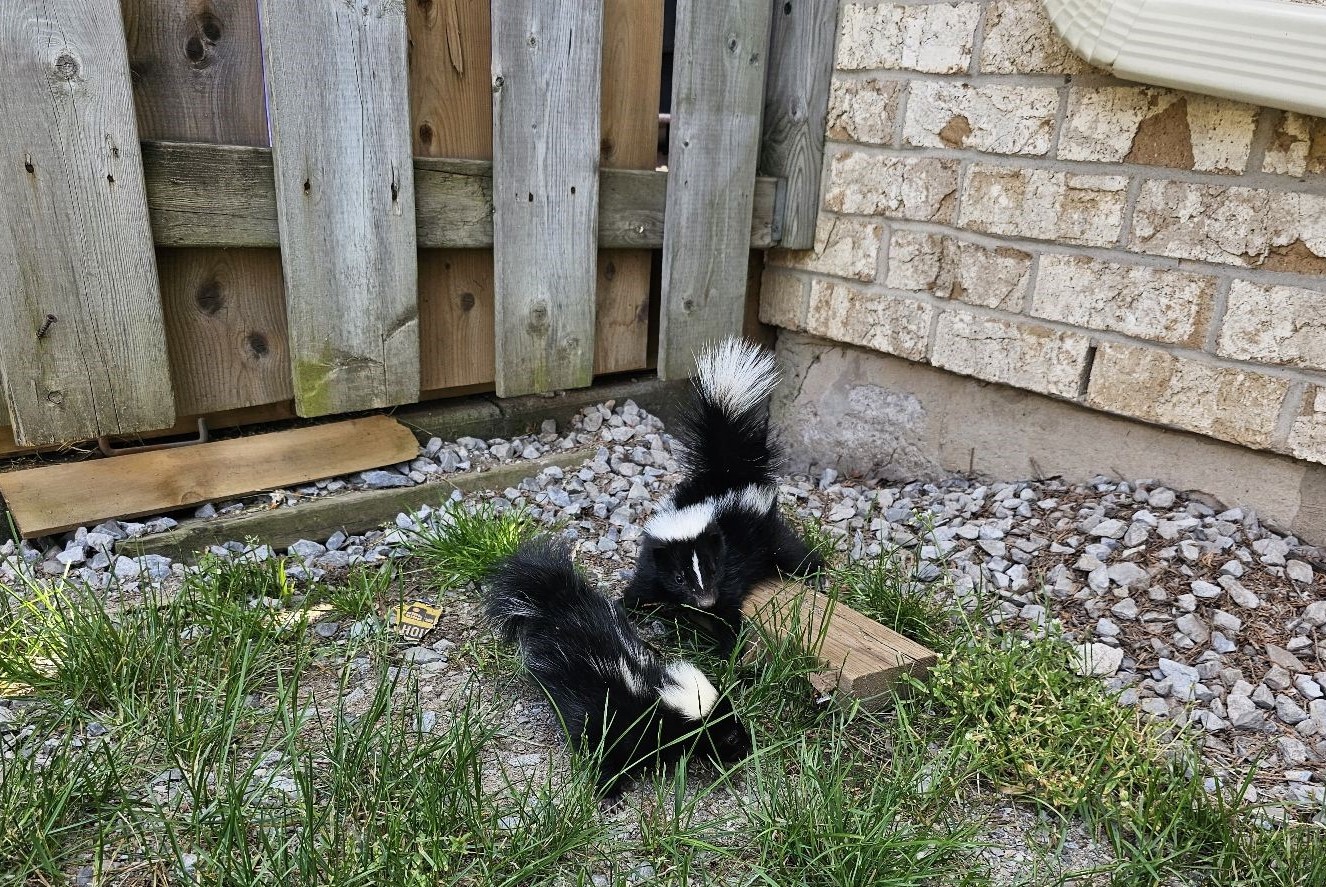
[258,0,419,416]
[743,579,938,706]
[121,0,291,417]
[491,1,603,396]
[131,447,591,562]
[141,142,780,250]
[409,0,496,394]
[0,416,420,538]
[595,0,664,376]
[658,0,775,380]
[0,0,175,446]
[759,0,836,250]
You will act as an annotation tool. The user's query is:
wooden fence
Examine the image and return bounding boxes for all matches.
[0,0,834,450]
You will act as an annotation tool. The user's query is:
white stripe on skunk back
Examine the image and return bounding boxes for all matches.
[659,661,720,720]
[694,338,780,419]
[645,500,716,541]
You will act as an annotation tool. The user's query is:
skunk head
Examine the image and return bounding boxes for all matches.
[643,503,727,609]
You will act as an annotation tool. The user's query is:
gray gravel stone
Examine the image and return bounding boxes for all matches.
[360,470,415,489]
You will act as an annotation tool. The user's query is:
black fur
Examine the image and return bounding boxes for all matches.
[484,537,751,799]
[623,339,826,655]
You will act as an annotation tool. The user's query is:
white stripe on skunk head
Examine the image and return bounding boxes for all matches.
[645,501,715,542]
[659,661,720,720]
[694,337,779,419]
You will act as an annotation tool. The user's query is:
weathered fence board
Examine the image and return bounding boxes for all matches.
[760,0,836,250]
[410,0,497,394]
[141,143,780,250]
[0,0,175,446]
[658,0,774,379]
[595,0,664,376]
[121,0,291,417]
[491,1,604,396]
[259,0,419,416]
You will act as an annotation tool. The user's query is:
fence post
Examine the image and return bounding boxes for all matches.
[258,0,420,416]
[657,0,774,380]
[0,0,175,445]
[491,0,604,397]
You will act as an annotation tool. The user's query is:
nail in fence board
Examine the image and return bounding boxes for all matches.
[759,0,836,250]
[658,0,774,380]
[0,416,420,539]
[0,0,175,446]
[491,1,604,397]
[121,0,292,417]
[258,0,419,416]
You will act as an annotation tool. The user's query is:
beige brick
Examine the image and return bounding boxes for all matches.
[958,165,1129,246]
[1059,88,1258,174]
[1085,343,1289,449]
[1131,181,1326,271]
[758,271,809,330]
[1217,280,1326,371]
[931,311,1091,398]
[903,82,1059,156]
[1030,256,1217,347]
[836,2,981,73]
[824,151,959,222]
[826,77,902,145]
[1288,387,1326,465]
[804,280,932,361]
[979,0,1091,74]
[884,232,1031,309]
[884,231,946,292]
[768,215,882,281]
[1262,112,1326,177]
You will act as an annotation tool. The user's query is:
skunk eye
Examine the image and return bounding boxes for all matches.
[674,571,686,584]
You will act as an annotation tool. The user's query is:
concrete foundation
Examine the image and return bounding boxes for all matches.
[771,331,1326,546]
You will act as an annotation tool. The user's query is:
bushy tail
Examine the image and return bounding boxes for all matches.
[674,337,781,494]
[484,537,593,643]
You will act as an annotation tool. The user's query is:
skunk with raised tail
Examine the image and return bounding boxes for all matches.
[484,537,751,799]
[623,337,825,655]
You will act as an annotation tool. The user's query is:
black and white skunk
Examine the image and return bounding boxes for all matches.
[623,338,826,655]
[484,537,752,799]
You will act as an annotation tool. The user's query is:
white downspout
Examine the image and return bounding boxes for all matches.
[1041,0,1326,117]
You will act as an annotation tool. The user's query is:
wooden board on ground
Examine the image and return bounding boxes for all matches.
[0,416,420,539]
[491,0,604,396]
[742,579,938,707]
[658,0,775,380]
[0,0,175,446]
[121,0,292,418]
[259,0,419,416]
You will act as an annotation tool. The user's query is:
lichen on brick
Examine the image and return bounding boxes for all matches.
[978,0,1092,75]
[826,77,902,145]
[1217,280,1326,371]
[904,82,1059,156]
[824,151,959,223]
[837,2,981,74]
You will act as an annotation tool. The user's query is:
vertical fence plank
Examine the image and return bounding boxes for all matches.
[760,0,836,250]
[658,0,773,379]
[491,1,603,396]
[122,0,291,417]
[259,0,419,416]
[595,0,664,376]
[410,0,497,394]
[0,0,175,446]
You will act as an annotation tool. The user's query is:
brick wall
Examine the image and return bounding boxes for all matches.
[761,0,1326,468]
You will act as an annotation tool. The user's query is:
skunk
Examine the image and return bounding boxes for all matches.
[484,537,751,799]
[623,337,825,655]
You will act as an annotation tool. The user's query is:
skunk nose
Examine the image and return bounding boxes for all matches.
[693,592,717,609]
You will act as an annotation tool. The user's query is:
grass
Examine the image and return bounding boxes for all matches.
[2,501,1324,886]
[408,500,543,590]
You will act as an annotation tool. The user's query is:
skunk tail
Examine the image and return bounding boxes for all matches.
[674,337,781,496]
[483,537,590,643]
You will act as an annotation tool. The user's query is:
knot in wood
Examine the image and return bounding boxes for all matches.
[45,390,64,405]
[52,52,80,81]
[527,302,550,332]
[726,34,739,54]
